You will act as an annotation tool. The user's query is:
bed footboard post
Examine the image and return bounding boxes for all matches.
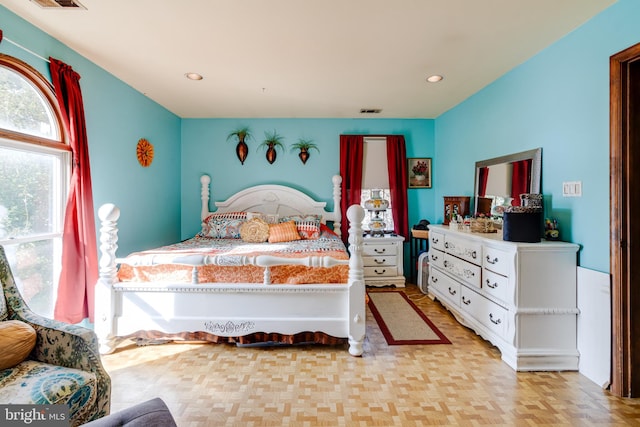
[346,204,365,356]
[95,203,120,354]
[332,175,342,237]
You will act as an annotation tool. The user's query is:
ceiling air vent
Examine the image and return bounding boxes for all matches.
[30,0,86,9]
[360,108,382,114]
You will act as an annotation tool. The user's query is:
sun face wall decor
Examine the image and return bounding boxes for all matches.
[136,138,154,167]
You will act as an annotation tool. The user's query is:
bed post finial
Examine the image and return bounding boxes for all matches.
[201,175,211,221]
[332,175,342,236]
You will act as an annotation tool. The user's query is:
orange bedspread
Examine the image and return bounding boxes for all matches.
[117,232,349,285]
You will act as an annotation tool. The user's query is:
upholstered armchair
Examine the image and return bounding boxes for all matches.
[0,245,111,426]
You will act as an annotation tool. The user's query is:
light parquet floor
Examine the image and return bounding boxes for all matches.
[101,284,640,426]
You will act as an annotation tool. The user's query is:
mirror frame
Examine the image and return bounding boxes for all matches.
[473,147,542,215]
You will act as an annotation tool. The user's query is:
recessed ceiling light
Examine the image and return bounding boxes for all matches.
[426,75,443,83]
[185,73,203,81]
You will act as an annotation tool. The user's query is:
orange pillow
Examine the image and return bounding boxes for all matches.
[0,320,37,370]
[268,221,301,243]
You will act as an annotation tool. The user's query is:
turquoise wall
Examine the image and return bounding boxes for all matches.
[180,119,435,239]
[0,6,182,256]
[435,0,640,274]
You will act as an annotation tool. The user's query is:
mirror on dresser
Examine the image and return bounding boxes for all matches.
[473,148,542,216]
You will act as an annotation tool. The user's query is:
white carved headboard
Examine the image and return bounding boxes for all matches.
[200,175,343,236]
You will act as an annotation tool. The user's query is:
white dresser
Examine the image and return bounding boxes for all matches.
[363,234,405,287]
[427,224,579,371]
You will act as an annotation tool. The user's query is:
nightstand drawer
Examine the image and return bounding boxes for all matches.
[364,266,398,277]
[363,244,398,257]
[363,255,397,267]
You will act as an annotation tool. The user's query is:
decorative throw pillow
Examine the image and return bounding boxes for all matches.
[240,218,270,243]
[280,214,322,239]
[268,221,301,243]
[0,320,37,370]
[199,212,247,238]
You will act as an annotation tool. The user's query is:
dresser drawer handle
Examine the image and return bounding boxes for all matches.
[462,296,471,305]
[432,237,439,244]
[374,269,386,275]
[489,313,501,325]
[443,260,449,268]
[431,276,438,283]
[448,287,456,296]
[374,258,386,264]
[471,250,477,259]
[486,279,498,289]
[374,248,386,254]
[486,256,499,264]
[430,254,438,261]
[444,242,449,249]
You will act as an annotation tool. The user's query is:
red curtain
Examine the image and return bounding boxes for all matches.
[386,136,409,238]
[510,159,532,206]
[478,166,489,196]
[339,135,364,242]
[50,58,98,323]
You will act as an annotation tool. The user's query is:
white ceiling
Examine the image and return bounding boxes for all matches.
[2,0,616,119]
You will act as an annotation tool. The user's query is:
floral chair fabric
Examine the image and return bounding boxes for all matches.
[0,245,111,426]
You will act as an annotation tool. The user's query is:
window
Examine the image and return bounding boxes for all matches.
[0,54,69,318]
[361,137,394,233]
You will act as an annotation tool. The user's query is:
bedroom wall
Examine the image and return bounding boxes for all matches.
[180,118,435,240]
[0,6,182,257]
[434,0,640,275]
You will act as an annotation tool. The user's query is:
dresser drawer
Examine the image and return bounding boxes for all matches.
[483,246,512,276]
[363,244,397,257]
[478,298,507,338]
[443,254,481,288]
[444,235,482,266]
[429,230,445,251]
[364,266,398,277]
[363,255,397,267]
[428,249,445,269]
[483,269,510,304]
[429,268,460,307]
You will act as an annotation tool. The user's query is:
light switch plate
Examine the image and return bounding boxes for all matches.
[563,181,582,197]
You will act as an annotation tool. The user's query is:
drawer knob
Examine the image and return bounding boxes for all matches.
[374,248,386,254]
[486,256,499,264]
[462,296,471,305]
[448,287,456,296]
[374,269,386,275]
[489,313,501,325]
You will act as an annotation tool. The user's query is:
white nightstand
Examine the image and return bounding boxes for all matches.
[362,234,405,287]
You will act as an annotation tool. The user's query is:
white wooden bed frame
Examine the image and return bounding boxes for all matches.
[94,175,366,356]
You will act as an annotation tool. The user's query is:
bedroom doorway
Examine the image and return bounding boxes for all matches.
[610,41,640,398]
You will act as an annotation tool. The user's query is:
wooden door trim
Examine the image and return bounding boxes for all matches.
[610,42,640,398]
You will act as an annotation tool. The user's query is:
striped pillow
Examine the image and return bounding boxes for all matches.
[268,221,301,243]
[280,214,322,239]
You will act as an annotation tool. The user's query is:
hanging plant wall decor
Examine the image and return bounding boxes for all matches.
[291,139,320,164]
[259,130,285,164]
[227,126,252,164]
[136,138,154,167]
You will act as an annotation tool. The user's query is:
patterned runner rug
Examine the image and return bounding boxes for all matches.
[368,290,451,345]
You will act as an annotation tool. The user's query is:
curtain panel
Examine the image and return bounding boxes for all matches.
[339,135,364,242]
[50,57,98,323]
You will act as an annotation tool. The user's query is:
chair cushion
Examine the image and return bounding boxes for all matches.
[0,320,36,370]
[0,360,97,422]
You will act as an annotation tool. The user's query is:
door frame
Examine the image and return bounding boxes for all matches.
[610,42,640,398]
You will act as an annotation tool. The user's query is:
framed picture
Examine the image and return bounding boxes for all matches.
[408,158,432,188]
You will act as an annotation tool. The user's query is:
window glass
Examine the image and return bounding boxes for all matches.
[0,65,59,140]
[0,55,67,319]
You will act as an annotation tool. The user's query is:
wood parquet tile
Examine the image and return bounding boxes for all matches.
[101,284,640,426]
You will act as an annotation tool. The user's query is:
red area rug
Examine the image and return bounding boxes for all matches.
[368,291,451,345]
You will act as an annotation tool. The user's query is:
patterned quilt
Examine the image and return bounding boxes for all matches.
[117,230,350,285]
